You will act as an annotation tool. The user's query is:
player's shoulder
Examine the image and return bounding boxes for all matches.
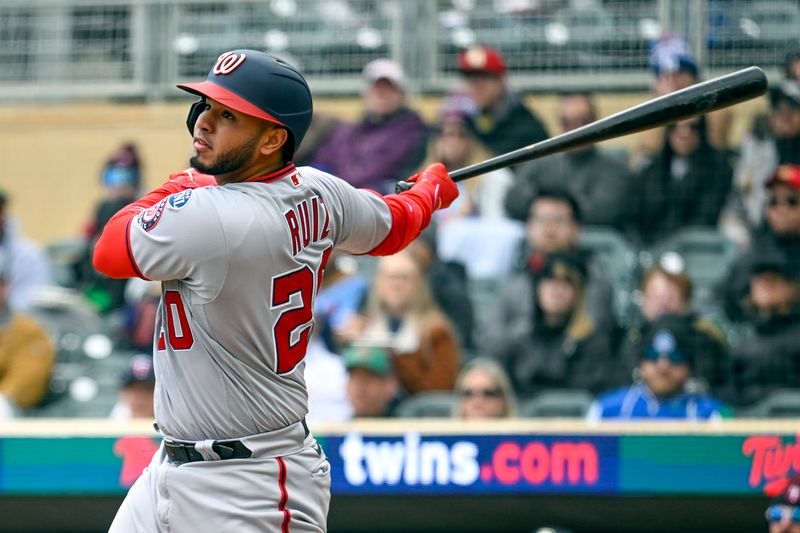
[134,184,219,234]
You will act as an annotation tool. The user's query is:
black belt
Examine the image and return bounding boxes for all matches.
[163,419,310,465]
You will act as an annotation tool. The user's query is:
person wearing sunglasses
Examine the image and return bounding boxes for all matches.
[588,313,729,421]
[766,474,800,533]
[452,358,517,420]
[721,164,800,323]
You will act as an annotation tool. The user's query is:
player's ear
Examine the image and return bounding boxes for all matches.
[259,126,289,157]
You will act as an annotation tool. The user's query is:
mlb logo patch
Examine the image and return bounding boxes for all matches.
[137,199,167,232]
[168,189,193,209]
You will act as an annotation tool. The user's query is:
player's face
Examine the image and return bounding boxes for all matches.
[527,199,579,253]
[458,369,507,420]
[190,98,285,183]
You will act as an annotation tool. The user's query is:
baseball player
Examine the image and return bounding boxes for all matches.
[93,50,457,532]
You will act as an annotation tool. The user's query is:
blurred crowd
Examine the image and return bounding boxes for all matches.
[4,33,800,428]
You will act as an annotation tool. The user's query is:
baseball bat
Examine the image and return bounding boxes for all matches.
[398,66,767,191]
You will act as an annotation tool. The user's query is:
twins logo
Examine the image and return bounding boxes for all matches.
[137,199,167,232]
[213,52,246,75]
[169,189,193,209]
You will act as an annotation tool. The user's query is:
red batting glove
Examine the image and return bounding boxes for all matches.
[402,163,458,211]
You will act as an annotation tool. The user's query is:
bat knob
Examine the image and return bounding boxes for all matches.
[395,181,413,194]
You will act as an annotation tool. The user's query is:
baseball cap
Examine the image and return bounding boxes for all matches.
[769,80,800,109]
[766,474,800,522]
[649,34,698,78]
[177,49,313,155]
[458,45,507,77]
[343,345,392,377]
[766,164,800,190]
[641,314,698,366]
[363,58,406,90]
[746,248,797,280]
[121,354,156,387]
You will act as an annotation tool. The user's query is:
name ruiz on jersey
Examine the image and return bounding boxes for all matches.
[284,196,330,256]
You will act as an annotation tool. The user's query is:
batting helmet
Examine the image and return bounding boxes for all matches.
[178,50,313,158]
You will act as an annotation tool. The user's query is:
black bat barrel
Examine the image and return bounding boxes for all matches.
[449,66,768,183]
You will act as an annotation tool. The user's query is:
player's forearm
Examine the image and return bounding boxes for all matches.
[367,188,434,256]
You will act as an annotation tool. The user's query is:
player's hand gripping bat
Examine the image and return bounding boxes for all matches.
[396,66,768,192]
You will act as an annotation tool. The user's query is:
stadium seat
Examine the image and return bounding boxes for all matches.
[45,237,85,289]
[395,391,456,418]
[737,389,800,418]
[519,389,595,418]
[645,227,739,312]
[578,225,639,322]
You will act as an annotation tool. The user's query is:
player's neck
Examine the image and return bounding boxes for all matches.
[217,159,289,185]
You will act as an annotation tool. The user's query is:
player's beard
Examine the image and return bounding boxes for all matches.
[190,134,260,177]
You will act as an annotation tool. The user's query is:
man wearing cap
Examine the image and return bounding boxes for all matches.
[727,249,800,407]
[588,313,729,421]
[503,92,634,229]
[310,58,427,194]
[630,33,732,169]
[766,474,800,533]
[456,45,549,156]
[343,344,398,418]
[721,164,800,322]
[93,50,458,532]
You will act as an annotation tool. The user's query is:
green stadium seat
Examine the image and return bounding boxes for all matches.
[395,391,456,418]
[737,389,800,418]
[519,389,595,418]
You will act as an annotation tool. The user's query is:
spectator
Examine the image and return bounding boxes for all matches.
[0,262,55,418]
[0,189,52,312]
[304,335,351,425]
[504,92,634,229]
[628,115,733,246]
[313,252,368,353]
[344,344,398,418]
[485,251,614,397]
[630,33,732,168]
[342,251,460,395]
[728,250,800,407]
[406,227,474,351]
[109,353,156,421]
[501,190,615,330]
[726,81,800,241]
[77,143,143,313]
[589,313,729,421]
[618,256,730,392]
[766,473,800,533]
[120,279,161,352]
[721,165,800,322]
[786,41,800,84]
[428,99,514,220]
[310,58,427,193]
[452,358,517,420]
[456,45,548,156]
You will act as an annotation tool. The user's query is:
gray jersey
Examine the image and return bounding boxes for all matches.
[128,165,392,440]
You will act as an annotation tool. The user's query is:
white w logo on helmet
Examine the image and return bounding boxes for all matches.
[213,52,247,75]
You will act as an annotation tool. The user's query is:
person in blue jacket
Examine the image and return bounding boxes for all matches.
[588,313,730,421]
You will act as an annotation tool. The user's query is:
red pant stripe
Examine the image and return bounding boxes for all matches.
[276,456,291,533]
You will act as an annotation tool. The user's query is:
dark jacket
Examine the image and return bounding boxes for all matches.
[466,91,549,156]
[483,266,614,396]
[728,307,800,406]
[504,148,635,228]
[427,260,475,351]
[310,107,428,193]
[628,117,733,246]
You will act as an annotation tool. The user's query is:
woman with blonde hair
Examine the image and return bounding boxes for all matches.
[342,250,460,395]
[452,358,518,419]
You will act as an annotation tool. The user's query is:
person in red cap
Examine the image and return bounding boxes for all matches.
[93,50,458,532]
[721,164,800,323]
[766,473,800,533]
[456,45,549,156]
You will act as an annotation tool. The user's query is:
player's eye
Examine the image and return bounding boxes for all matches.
[222,110,235,120]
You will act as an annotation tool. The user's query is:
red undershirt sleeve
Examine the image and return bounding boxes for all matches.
[367,185,437,256]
